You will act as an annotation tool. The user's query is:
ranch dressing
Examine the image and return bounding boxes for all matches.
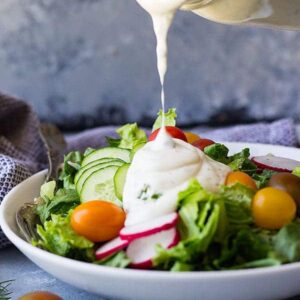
[123,139,230,226]
[123,0,230,226]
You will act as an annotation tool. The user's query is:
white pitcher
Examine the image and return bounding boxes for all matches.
[182,0,300,30]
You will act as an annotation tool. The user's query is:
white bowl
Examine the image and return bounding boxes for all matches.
[1,142,300,300]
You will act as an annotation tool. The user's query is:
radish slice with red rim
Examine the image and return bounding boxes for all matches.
[95,237,129,260]
[126,227,180,269]
[252,155,300,172]
[120,212,179,241]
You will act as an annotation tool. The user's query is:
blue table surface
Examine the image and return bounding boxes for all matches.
[0,246,107,300]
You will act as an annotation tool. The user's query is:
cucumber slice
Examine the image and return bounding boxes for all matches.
[80,165,120,204]
[82,147,130,166]
[114,164,130,200]
[76,160,124,194]
[74,158,124,184]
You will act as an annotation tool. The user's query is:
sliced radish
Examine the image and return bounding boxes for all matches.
[95,237,129,260]
[126,227,180,269]
[120,212,179,241]
[252,155,300,172]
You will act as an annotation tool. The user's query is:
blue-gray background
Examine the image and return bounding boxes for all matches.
[1,0,300,130]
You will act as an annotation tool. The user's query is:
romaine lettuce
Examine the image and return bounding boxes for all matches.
[154,180,225,270]
[107,123,147,150]
[95,251,131,268]
[34,213,94,261]
[152,108,177,131]
[274,222,300,262]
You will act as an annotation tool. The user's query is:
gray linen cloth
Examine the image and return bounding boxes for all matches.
[0,94,298,248]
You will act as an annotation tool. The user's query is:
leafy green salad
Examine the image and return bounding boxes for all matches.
[30,109,300,271]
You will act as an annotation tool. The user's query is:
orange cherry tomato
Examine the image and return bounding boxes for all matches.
[71,200,126,242]
[19,291,62,300]
[149,126,187,142]
[252,187,296,230]
[192,138,215,151]
[225,171,257,190]
[184,132,201,144]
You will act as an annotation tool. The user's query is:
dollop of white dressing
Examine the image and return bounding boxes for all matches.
[123,139,231,226]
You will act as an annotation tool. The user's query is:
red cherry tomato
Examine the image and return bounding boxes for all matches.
[192,138,215,151]
[149,126,187,142]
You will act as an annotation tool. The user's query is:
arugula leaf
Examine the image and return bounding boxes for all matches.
[107,123,147,150]
[37,188,80,224]
[95,251,131,268]
[34,213,94,261]
[59,151,83,189]
[152,108,177,131]
[204,144,230,164]
[204,144,256,174]
[252,170,277,189]
[274,222,300,262]
[292,166,300,178]
[228,148,257,174]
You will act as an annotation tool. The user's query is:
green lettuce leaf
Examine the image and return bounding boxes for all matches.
[34,213,94,261]
[152,108,177,131]
[292,166,300,178]
[37,188,80,224]
[40,180,56,200]
[153,180,225,270]
[228,148,257,174]
[59,151,83,189]
[219,184,254,226]
[213,228,278,269]
[204,143,230,164]
[107,123,147,150]
[274,222,300,262]
[252,170,277,189]
[95,251,130,268]
[204,144,256,174]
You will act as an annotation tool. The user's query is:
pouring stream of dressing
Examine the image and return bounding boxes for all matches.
[136,0,187,148]
[123,1,231,226]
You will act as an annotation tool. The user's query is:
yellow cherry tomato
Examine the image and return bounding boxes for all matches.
[252,187,296,230]
[19,291,62,300]
[184,132,201,144]
[225,171,257,190]
[71,200,126,242]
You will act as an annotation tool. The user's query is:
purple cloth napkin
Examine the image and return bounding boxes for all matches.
[0,95,298,249]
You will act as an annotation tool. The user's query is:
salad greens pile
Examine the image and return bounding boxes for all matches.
[30,108,300,271]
